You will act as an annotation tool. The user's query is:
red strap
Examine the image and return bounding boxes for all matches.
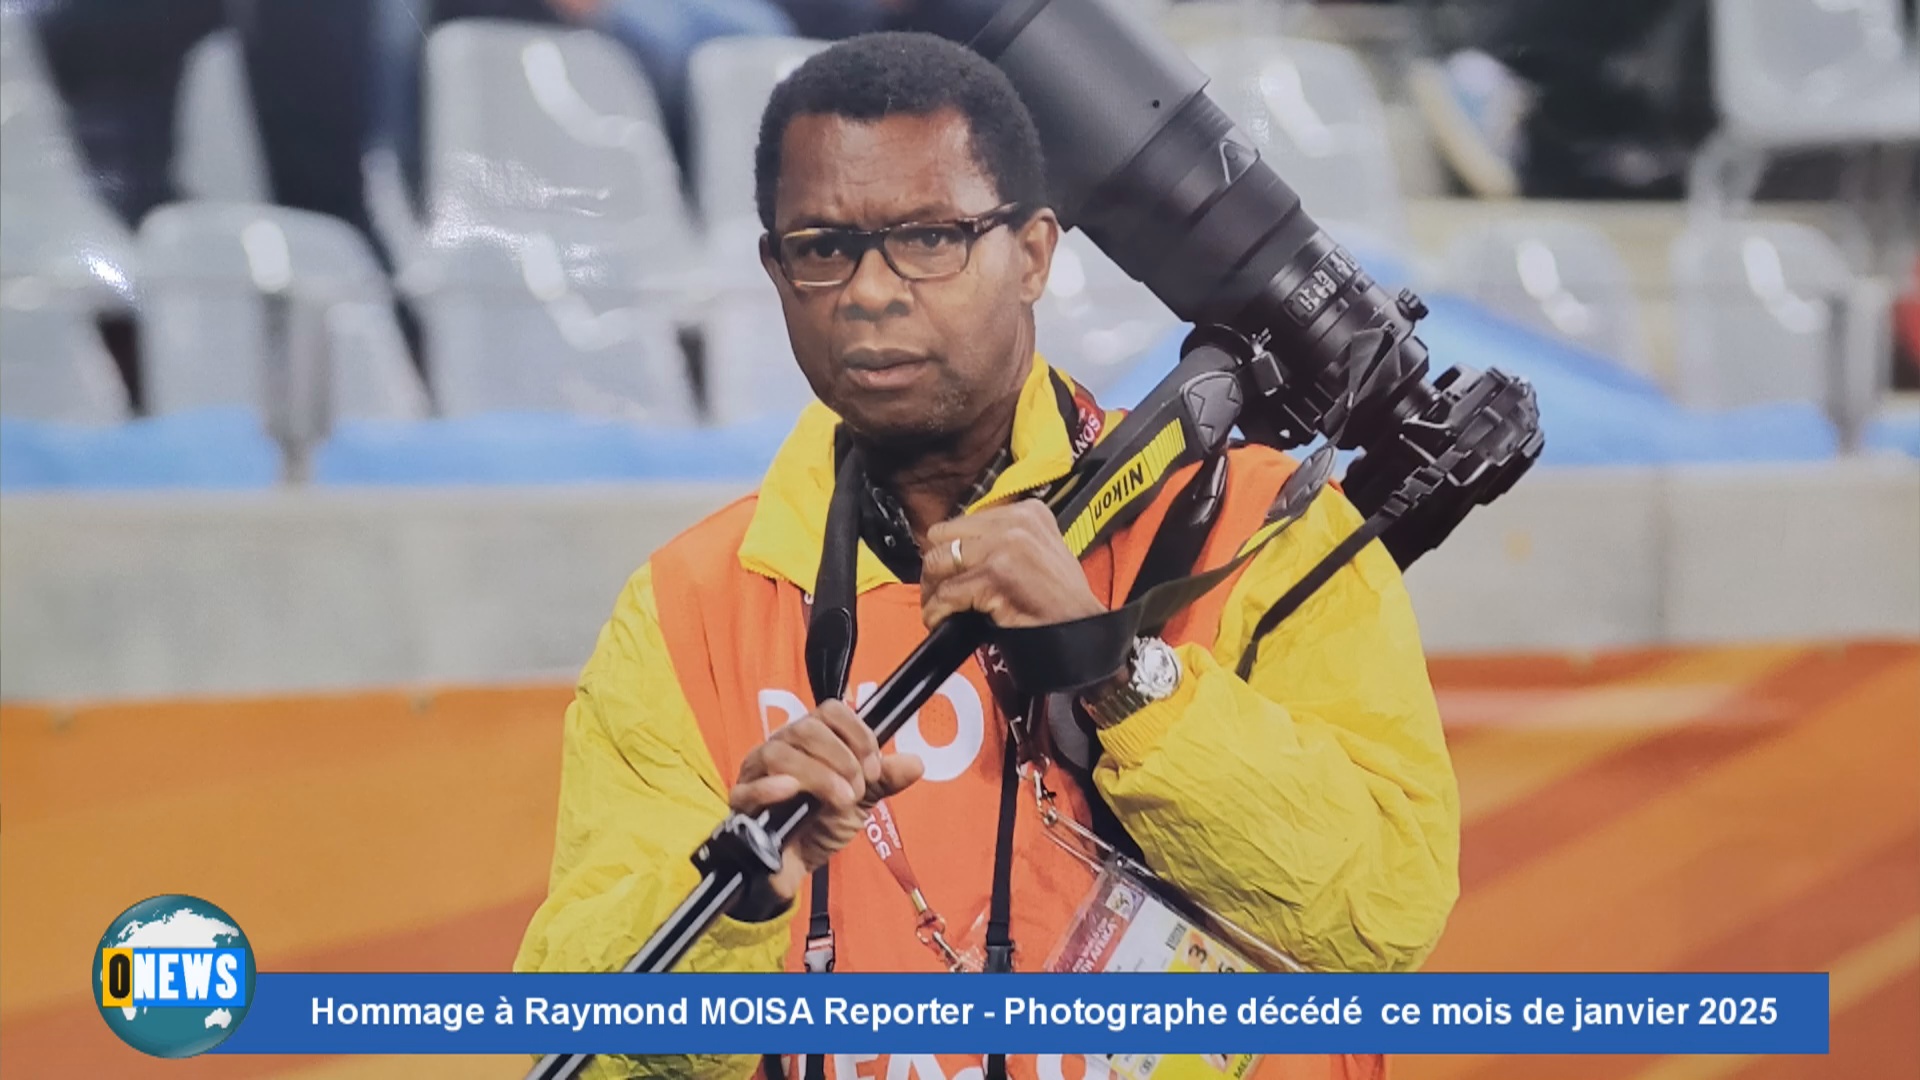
[860,801,967,967]
[862,800,919,895]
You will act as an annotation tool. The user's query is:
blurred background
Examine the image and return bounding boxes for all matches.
[1,0,1916,1077]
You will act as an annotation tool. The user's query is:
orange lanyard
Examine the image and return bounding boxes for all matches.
[860,799,975,971]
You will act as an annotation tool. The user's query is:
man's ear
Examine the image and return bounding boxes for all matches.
[1015,208,1060,306]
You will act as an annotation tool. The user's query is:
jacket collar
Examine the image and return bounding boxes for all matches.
[739,356,1082,595]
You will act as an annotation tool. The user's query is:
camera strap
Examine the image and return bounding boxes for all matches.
[783,377,1098,1080]
[1038,448,1229,854]
[989,443,1336,697]
[1235,443,1467,680]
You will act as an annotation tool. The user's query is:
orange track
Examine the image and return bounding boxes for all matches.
[2,644,1915,1079]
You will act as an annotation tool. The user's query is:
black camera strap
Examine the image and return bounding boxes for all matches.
[781,441,869,1080]
[1235,443,1466,680]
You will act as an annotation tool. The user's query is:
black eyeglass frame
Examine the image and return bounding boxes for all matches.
[766,202,1032,288]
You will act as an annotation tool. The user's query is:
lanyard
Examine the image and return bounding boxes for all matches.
[862,800,972,970]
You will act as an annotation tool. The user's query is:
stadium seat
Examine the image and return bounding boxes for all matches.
[699,219,813,426]
[1187,36,1409,254]
[1670,219,1887,436]
[0,10,140,312]
[1035,229,1182,397]
[688,35,825,229]
[404,212,698,422]
[684,38,822,425]
[408,20,701,420]
[1693,0,1920,215]
[420,20,696,265]
[1441,219,1654,382]
[1,8,139,422]
[138,202,428,421]
[0,299,132,424]
[174,29,271,205]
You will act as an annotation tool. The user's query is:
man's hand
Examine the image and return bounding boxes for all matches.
[920,500,1105,630]
[730,701,924,905]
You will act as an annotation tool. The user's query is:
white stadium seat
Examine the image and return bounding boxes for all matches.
[173,29,271,205]
[139,202,427,421]
[1443,218,1653,381]
[1188,36,1410,254]
[1693,0,1920,215]
[407,20,701,420]
[1,8,137,422]
[1670,218,1886,437]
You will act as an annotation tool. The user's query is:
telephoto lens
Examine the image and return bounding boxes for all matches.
[917,0,1542,562]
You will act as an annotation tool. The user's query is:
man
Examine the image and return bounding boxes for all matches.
[516,32,1460,1080]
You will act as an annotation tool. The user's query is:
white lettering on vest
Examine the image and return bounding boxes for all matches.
[833,1054,881,1080]
[858,675,985,783]
[759,675,986,784]
[885,1055,949,1080]
[758,689,809,740]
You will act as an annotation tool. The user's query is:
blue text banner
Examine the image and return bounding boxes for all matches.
[211,973,1828,1056]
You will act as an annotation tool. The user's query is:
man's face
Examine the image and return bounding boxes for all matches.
[762,109,1057,444]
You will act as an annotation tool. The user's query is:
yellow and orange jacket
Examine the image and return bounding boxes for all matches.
[516,359,1461,1080]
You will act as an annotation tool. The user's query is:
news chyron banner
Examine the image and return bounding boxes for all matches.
[95,895,1829,1060]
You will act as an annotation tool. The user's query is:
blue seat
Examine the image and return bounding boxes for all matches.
[1104,294,1841,468]
[0,409,280,491]
[1865,410,1920,458]
[313,413,789,485]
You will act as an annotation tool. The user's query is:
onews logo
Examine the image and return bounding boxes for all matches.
[94,894,255,1058]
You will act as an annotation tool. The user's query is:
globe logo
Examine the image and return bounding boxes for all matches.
[93,894,255,1058]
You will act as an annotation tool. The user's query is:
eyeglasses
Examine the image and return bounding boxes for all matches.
[770,203,1027,288]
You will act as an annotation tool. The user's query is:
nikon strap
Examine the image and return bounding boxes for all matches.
[990,444,1337,696]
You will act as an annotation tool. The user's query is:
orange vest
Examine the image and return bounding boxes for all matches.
[652,447,1385,1080]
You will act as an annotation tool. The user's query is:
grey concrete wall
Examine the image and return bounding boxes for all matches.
[1663,460,1920,642]
[3,461,1916,702]
[1399,467,1667,652]
[0,483,742,701]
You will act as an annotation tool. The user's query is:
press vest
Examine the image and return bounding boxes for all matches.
[651,442,1387,1080]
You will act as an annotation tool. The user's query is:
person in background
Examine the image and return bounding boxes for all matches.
[30,0,406,401]
[538,0,904,169]
[29,0,228,228]
[370,0,561,206]
[33,0,390,251]
[1897,255,1920,389]
[1409,0,1716,199]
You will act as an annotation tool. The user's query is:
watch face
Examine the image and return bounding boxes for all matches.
[1132,639,1182,699]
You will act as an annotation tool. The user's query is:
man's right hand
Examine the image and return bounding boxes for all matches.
[729,700,925,907]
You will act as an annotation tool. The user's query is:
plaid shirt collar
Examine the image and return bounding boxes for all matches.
[859,444,1014,583]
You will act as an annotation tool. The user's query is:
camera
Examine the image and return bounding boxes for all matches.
[918,0,1544,566]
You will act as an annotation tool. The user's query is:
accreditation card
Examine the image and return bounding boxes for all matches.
[1042,860,1261,1080]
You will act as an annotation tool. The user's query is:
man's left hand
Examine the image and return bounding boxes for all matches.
[920,501,1105,629]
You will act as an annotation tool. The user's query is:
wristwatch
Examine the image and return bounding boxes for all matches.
[1078,636,1182,728]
